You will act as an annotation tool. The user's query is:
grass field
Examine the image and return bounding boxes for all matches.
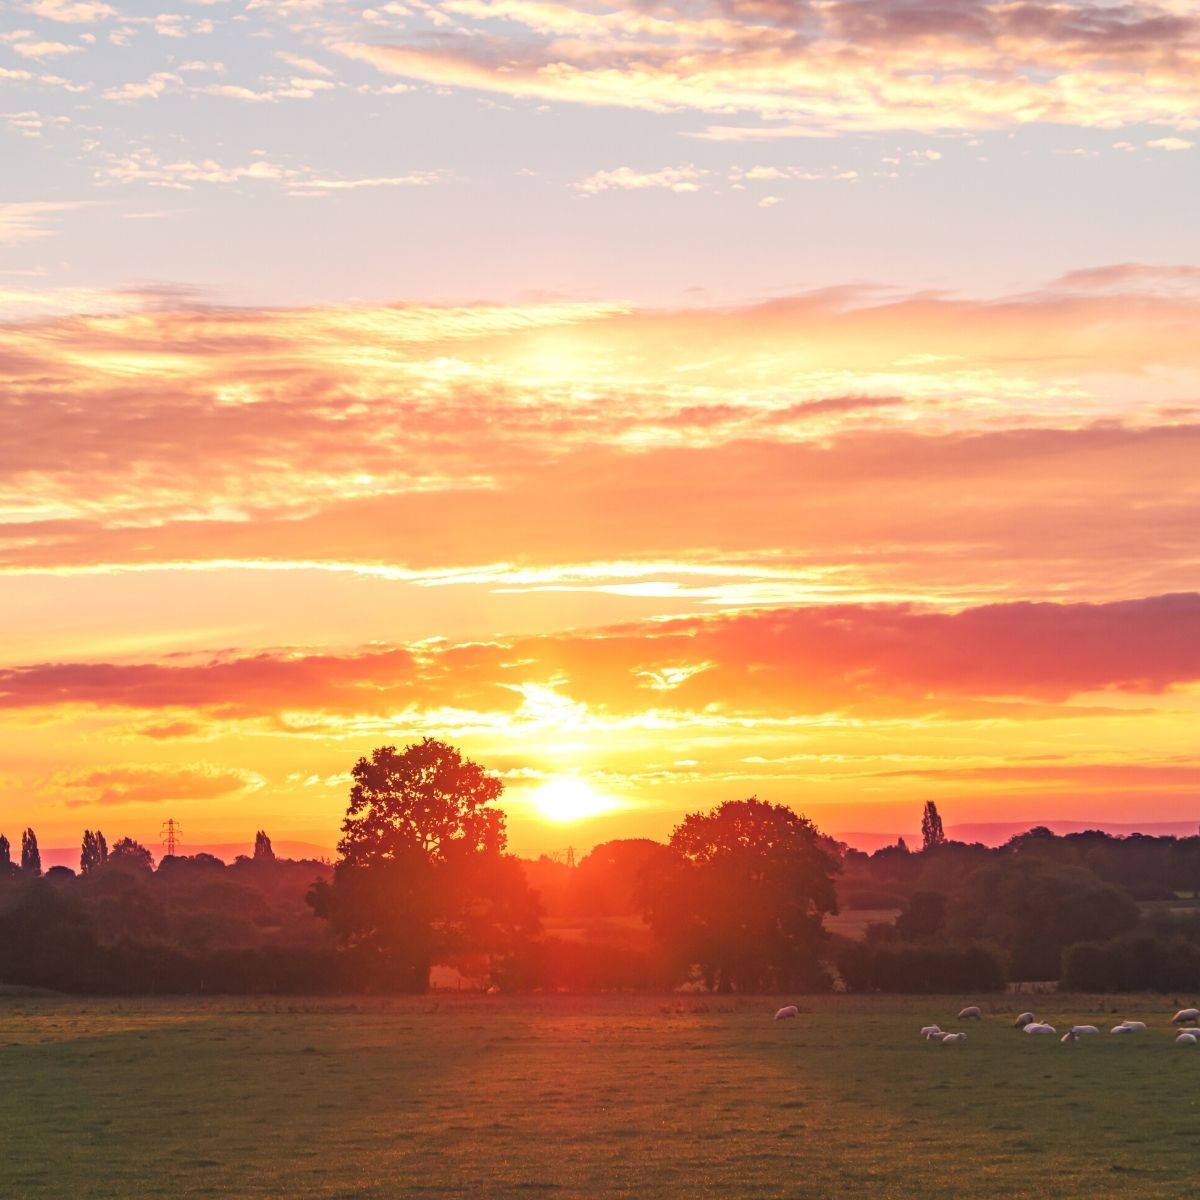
[2,992,1200,1198]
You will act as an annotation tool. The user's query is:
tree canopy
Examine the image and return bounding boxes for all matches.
[338,738,506,867]
[643,797,840,992]
[310,739,536,991]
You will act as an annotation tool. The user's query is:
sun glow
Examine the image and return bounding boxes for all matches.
[530,777,620,823]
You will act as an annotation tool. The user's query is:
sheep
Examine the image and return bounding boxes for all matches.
[1172,1008,1200,1025]
[1061,1030,1078,1043]
[1177,1033,1198,1045]
[774,1005,799,1021]
[1070,1025,1100,1035]
[1024,1022,1056,1035]
[1118,1020,1147,1032]
[1014,1012,1036,1028]
[920,1024,943,1037]
[957,1006,982,1020]
[926,1030,950,1041]
[941,1032,968,1043]
[1111,1024,1133,1035]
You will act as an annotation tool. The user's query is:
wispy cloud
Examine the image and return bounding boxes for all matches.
[575,165,703,195]
[0,200,86,243]
[336,0,1200,135]
[24,0,114,22]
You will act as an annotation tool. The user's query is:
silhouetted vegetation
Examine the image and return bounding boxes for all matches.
[837,940,1006,993]
[920,801,946,851]
[1,749,1197,993]
[641,798,840,992]
[306,739,541,991]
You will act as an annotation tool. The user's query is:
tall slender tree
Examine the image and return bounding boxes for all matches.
[0,833,10,869]
[253,830,275,862]
[21,828,41,876]
[80,830,108,875]
[921,801,946,850]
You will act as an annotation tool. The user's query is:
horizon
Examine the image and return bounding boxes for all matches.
[4,0,1200,851]
[26,813,1200,872]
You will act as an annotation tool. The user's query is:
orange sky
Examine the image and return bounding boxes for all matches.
[5,0,1200,857]
[4,270,1200,856]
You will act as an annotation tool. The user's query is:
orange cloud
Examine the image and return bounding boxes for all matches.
[1,275,1198,607]
[6,595,1200,726]
[53,761,263,806]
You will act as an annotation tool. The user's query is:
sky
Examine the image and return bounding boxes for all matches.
[3,0,1200,858]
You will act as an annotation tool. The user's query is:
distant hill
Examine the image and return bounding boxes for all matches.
[836,820,1200,852]
[39,840,333,871]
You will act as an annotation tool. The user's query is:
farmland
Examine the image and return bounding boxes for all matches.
[2,992,1199,1198]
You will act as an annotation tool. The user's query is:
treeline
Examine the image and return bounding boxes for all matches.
[0,832,338,993]
[4,746,1200,994]
[833,814,1200,992]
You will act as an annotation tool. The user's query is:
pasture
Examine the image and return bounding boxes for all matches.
[1,992,1199,1198]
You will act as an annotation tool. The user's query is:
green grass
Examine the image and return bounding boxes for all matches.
[2,994,1199,1198]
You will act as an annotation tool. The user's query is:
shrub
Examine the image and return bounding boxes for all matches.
[837,940,1006,993]
[1062,934,1200,993]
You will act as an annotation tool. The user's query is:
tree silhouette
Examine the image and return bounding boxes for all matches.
[253,830,275,862]
[109,838,154,871]
[80,830,109,875]
[309,739,536,991]
[921,802,946,850]
[21,829,41,876]
[643,797,840,992]
[0,834,10,870]
[337,738,505,866]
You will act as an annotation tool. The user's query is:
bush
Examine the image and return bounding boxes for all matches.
[837,940,1006,993]
[1062,934,1200,992]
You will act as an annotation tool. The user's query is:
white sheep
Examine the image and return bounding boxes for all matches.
[1177,1033,1198,1045]
[1024,1022,1056,1035]
[1014,1012,1036,1028]
[1118,1020,1147,1032]
[941,1032,968,1043]
[1061,1030,1078,1043]
[920,1024,943,1037]
[774,1005,799,1021]
[1172,1008,1200,1025]
[926,1030,950,1041]
[1111,1024,1133,1035]
[958,1006,982,1020]
[1070,1025,1100,1035]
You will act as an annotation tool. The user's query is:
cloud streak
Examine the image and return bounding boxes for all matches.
[336,0,1200,134]
[0,277,1198,601]
[6,595,1200,727]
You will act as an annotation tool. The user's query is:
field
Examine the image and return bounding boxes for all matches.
[2,992,1200,1198]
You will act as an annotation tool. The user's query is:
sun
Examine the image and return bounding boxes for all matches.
[530,777,619,823]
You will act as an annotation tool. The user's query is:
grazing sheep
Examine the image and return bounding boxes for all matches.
[926,1030,950,1041]
[1111,1024,1133,1035]
[1177,1033,1198,1045]
[941,1032,968,1043]
[958,1006,982,1020]
[1024,1022,1056,1035]
[1061,1031,1078,1043]
[1118,1020,1147,1032]
[1070,1025,1100,1035]
[774,1005,799,1021]
[1172,1008,1200,1025]
[1014,1012,1036,1028]
[920,1024,943,1037]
